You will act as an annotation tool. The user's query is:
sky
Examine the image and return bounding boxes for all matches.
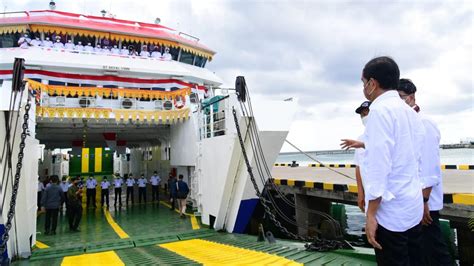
[4,0,473,151]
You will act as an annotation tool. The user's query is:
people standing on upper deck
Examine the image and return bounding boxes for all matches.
[41,175,64,235]
[59,176,69,211]
[176,175,190,218]
[94,44,102,53]
[30,37,42,47]
[397,79,452,265]
[41,37,53,48]
[86,175,97,209]
[17,33,31,48]
[67,177,83,232]
[113,173,123,206]
[64,40,75,50]
[37,177,45,209]
[126,174,136,204]
[101,176,111,207]
[138,174,148,204]
[150,171,161,202]
[120,46,129,55]
[74,41,85,52]
[359,56,425,265]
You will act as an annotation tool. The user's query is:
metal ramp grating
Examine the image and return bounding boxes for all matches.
[85,239,135,253]
[116,246,200,265]
[29,245,85,261]
[176,228,217,240]
[132,233,179,247]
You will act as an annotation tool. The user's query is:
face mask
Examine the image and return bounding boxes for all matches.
[361,116,368,127]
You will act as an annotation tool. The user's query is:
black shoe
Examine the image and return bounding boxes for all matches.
[44,231,50,235]
[52,231,56,235]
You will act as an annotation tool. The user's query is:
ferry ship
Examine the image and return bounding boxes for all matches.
[0,4,378,265]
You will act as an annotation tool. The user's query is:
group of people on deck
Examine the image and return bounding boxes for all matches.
[341,56,451,265]
[38,171,189,235]
[17,33,173,60]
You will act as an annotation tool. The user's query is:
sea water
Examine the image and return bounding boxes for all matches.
[276,148,474,236]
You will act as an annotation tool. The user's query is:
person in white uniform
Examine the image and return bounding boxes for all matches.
[100,176,111,207]
[111,45,120,55]
[94,44,102,53]
[151,47,161,58]
[113,174,123,206]
[126,174,136,204]
[161,47,172,61]
[53,39,64,49]
[64,39,75,50]
[120,46,129,55]
[74,41,85,52]
[360,56,425,265]
[30,37,42,47]
[149,171,161,202]
[84,42,94,52]
[139,45,150,58]
[17,33,31,48]
[41,37,53,48]
[85,175,97,208]
[397,78,452,264]
[137,174,147,203]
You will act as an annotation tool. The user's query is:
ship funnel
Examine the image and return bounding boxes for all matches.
[49,1,56,10]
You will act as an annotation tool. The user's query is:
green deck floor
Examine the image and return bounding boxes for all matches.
[13,201,376,265]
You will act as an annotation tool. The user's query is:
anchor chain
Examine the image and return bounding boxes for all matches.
[0,96,31,256]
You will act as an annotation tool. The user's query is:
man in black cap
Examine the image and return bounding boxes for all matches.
[341,101,371,212]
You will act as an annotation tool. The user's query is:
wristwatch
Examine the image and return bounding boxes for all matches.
[423,197,429,203]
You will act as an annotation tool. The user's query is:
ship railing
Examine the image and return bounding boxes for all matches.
[200,95,229,139]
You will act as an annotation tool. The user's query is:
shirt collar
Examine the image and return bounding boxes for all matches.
[371,90,399,107]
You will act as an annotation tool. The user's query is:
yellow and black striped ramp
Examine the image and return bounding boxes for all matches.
[271,178,474,206]
[274,163,474,170]
[441,164,474,170]
[307,163,357,168]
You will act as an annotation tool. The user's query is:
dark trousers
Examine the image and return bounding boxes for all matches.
[126,186,134,204]
[170,195,177,210]
[86,189,96,208]
[422,211,453,265]
[44,208,59,233]
[374,223,422,266]
[67,205,82,230]
[152,185,159,201]
[114,188,122,205]
[37,192,42,209]
[101,189,109,206]
[139,187,146,203]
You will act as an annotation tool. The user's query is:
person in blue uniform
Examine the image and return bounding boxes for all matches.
[86,175,97,209]
[101,176,111,207]
[126,174,136,204]
[137,174,147,203]
[150,171,161,202]
[113,173,123,206]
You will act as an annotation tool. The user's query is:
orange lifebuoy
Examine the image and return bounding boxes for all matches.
[173,96,186,109]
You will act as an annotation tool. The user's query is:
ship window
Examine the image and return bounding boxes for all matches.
[179,51,195,65]
[168,47,177,60]
[194,56,205,67]
[48,80,66,86]
[201,58,207,68]
[80,84,96,87]
[0,32,21,48]
[103,85,118,88]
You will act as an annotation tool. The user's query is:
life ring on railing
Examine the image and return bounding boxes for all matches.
[173,96,186,109]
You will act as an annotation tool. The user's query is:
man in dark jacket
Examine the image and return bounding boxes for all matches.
[41,175,64,235]
[176,175,190,218]
[67,177,83,232]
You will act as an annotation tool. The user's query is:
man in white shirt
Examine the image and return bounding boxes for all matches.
[30,37,42,47]
[140,45,150,58]
[111,45,120,55]
[360,56,425,265]
[64,40,75,50]
[41,37,53,48]
[60,176,69,210]
[86,175,97,209]
[150,171,161,202]
[74,41,85,52]
[100,176,111,207]
[84,43,94,52]
[113,173,123,206]
[137,174,147,203]
[94,44,102,53]
[120,47,129,56]
[53,39,64,49]
[151,47,161,58]
[161,47,172,61]
[126,174,135,204]
[397,79,452,264]
[18,34,31,48]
